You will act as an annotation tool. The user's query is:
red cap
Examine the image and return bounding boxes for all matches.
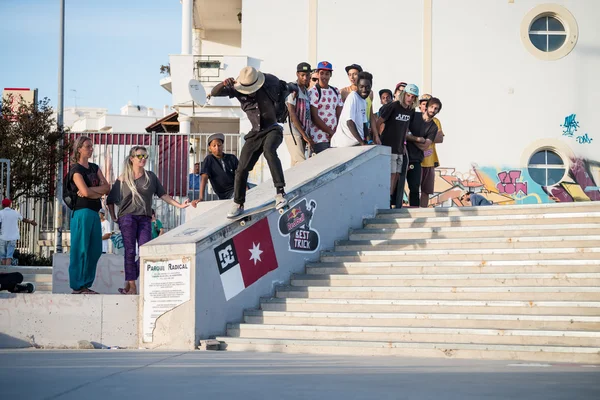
[2,199,12,208]
[395,82,407,92]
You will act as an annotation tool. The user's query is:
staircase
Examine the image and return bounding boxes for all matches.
[216,202,600,363]
[0,266,53,293]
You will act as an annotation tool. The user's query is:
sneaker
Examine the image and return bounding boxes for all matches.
[227,203,244,218]
[275,193,288,209]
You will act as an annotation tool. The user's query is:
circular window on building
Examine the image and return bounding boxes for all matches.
[521,5,578,61]
[527,149,566,186]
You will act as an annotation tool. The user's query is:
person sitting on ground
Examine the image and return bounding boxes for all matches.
[461,191,494,206]
[151,209,164,239]
[331,71,373,148]
[0,271,34,293]
[0,199,37,266]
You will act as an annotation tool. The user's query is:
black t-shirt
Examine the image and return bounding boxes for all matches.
[379,101,415,155]
[407,112,438,163]
[69,163,102,212]
[201,153,238,200]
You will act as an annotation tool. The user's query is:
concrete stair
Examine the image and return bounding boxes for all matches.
[0,266,53,293]
[215,202,600,363]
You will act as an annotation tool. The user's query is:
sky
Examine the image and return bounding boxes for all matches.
[0,0,182,114]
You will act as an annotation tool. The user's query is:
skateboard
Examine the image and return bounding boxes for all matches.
[228,196,297,226]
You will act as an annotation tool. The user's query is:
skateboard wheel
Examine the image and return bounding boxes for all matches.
[240,220,246,226]
[279,208,285,215]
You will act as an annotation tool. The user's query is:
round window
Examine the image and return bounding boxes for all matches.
[527,149,566,186]
[529,16,566,52]
[520,5,578,61]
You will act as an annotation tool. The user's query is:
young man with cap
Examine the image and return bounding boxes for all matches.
[0,199,37,265]
[99,209,111,254]
[341,64,377,143]
[198,133,239,201]
[419,96,444,207]
[376,85,419,208]
[285,62,314,166]
[379,89,393,107]
[308,61,344,154]
[394,82,407,101]
[406,91,439,207]
[331,71,372,148]
[211,66,288,217]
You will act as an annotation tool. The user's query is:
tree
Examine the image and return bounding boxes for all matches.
[0,96,67,202]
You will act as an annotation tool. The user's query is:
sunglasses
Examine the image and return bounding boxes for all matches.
[311,78,318,82]
[134,154,149,160]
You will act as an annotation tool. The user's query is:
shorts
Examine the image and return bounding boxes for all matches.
[391,153,404,174]
[421,166,436,195]
[0,239,17,259]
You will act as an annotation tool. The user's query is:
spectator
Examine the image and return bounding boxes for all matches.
[0,198,37,265]
[0,271,34,293]
[461,192,493,206]
[151,209,164,239]
[341,64,376,143]
[308,61,343,154]
[331,71,372,148]
[99,209,111,254]
[379,89,393,107]
[211,67,289,218]
[188,162,201,201]
[406,88,439,207]
[107,146,190,295]
[68,136,110,294]
[375,85,418,208]
[394,82,407,101]
[420,97,444,207]
[196,133,238,201]
[309,71,319,90]
[285,62,314,165]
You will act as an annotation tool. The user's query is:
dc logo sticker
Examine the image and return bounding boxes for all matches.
[278,198,320,253]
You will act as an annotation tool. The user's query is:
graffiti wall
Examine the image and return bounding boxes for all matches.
[429,158,600,207]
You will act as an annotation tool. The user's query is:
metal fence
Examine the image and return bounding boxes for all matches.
[0,159,10,199]
[13,131,243,256]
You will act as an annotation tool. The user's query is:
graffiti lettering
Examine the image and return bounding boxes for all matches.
[560,114,580,137]
[496,170,528,196]
[576,133,593,144]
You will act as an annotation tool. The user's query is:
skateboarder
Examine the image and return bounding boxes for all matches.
[211,66,288,218]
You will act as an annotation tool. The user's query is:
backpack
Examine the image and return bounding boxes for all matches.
[63,167,78,210]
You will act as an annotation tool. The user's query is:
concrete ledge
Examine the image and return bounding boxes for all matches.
[52,254,126,294]
[0,294,138,349]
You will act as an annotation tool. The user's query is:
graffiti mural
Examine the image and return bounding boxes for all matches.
[429,158,600,207]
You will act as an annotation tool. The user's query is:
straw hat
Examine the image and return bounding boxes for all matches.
[234,66,265,95]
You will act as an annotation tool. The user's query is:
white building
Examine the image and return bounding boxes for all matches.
[163,0,600,205]
[59,102,168,132]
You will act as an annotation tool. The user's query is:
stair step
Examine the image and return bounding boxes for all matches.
[320,247,600,262]
[0,266,53,274]
[377,202,600,218]
[21,274,52,283]
[350,224,600,240]
[244,310,600,331]
[335,236,600,251]
[364,212,600,228]
[261,297,600,316]
[215,337,600,363]
[276,286,600,301]
[227,323,600,347]
[306,260,600,275]
[290,273,600,287]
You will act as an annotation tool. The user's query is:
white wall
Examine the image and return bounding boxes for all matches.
[432,0,600,171]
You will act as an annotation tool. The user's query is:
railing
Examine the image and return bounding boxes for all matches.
[14,131,243,256]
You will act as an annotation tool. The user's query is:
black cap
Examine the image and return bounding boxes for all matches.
[297,62,312,73]
[344,64,363,73]
[379,89,393,98]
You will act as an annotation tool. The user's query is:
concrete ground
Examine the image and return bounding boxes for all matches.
[0,350,598,400]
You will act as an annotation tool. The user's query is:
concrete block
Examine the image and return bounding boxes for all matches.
[52,254,127,294]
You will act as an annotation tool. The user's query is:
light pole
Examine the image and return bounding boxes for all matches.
[54,0,65,254]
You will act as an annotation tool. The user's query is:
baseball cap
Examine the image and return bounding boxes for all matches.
[2,198,12,208]
[344,64,363,73]
[297,62,311,73]
[419,93,432,103]
[378,89,393,98]
[405,84,419,97]
[99,208,106,214]
[316,61,333,71]
[395,82,407,92]
[207,133,225,145]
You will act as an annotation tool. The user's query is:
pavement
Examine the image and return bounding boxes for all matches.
[0,350,598,400]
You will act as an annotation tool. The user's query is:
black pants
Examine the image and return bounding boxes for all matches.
[393,154,410,208]
[0,272,23,292]
[234,126,285,205]
[406,161,422,207]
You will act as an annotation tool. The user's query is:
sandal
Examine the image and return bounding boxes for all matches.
[81,288,99,294]
[72,289,84,294]
[118,288,127,294]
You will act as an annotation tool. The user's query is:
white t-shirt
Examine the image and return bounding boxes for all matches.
[285,86,311,137]
[308,86,343,144]
[101,219,111,253]
[331,91,366,148]
[0,208,23,241]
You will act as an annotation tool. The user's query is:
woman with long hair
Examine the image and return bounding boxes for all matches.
[107,146,190,295]
[68,136,110,294]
